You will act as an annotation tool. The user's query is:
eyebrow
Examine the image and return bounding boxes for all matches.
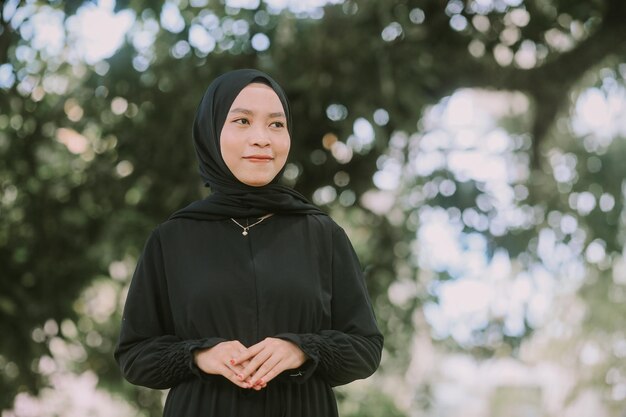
[229,108,286,118]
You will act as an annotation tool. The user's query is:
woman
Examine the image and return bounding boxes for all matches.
[114,69,383,416]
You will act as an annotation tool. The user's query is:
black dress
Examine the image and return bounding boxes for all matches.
[115,213,383,417]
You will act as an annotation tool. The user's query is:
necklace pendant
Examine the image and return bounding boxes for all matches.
[231,215,272,237]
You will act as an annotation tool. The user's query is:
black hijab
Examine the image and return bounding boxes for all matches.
[170,69,325,221]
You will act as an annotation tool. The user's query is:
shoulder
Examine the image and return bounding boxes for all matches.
[157,217,221,234]
[157,217,198,234]
[307,213,341,229]
[282,213,345,234]
[149,218,228,249]
[284,214,353,249]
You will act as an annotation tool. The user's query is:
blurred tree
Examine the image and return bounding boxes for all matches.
[1,0,625,414]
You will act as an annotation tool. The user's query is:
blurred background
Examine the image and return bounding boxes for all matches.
[1,0,626,415]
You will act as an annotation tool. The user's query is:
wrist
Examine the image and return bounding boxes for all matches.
[193,347,209,366]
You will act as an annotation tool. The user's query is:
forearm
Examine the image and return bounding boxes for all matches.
[115,335,225,389]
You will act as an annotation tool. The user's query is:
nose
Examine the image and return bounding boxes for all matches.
[249,124,270,147]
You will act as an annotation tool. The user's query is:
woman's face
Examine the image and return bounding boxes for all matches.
[220,83,290,187]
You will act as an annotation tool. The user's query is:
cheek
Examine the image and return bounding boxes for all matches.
[219,132,240,167]
[278,136,291,158]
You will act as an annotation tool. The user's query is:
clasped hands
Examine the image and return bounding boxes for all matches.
[194,338,307,390]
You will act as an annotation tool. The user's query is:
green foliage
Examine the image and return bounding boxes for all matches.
[336,385,407,417]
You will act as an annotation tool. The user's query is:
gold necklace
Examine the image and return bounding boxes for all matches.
[230,214,273,236]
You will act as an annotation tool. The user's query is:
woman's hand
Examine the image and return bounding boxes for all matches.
[232,337,308,389]
[193,340,252,389]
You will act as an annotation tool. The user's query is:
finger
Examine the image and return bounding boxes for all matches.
[216,363,250,389]
[255,359,286,386]
[246,338,268,351]
[214,347,247,375]
[239,349,272,381]
[225,361,245,376]
[252,381,267,391]
[232,343,263,366]
[248,356,282,386]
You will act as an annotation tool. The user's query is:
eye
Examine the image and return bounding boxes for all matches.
[270,121,285,128]
[234,118,250,125]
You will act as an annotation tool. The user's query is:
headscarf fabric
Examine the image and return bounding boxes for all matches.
[169,69,325,221]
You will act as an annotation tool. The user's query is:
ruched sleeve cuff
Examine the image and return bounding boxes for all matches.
[295,332,345,381]
[156,340,201,384]
[273,333,321,383]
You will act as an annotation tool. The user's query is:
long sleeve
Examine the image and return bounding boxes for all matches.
[114,229,225,389]
[277,226,383,387]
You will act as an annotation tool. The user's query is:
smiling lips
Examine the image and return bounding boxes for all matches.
[243,155,274,162]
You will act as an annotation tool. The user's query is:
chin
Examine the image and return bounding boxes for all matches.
[240,177,274,187]
[235,169,281,187]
